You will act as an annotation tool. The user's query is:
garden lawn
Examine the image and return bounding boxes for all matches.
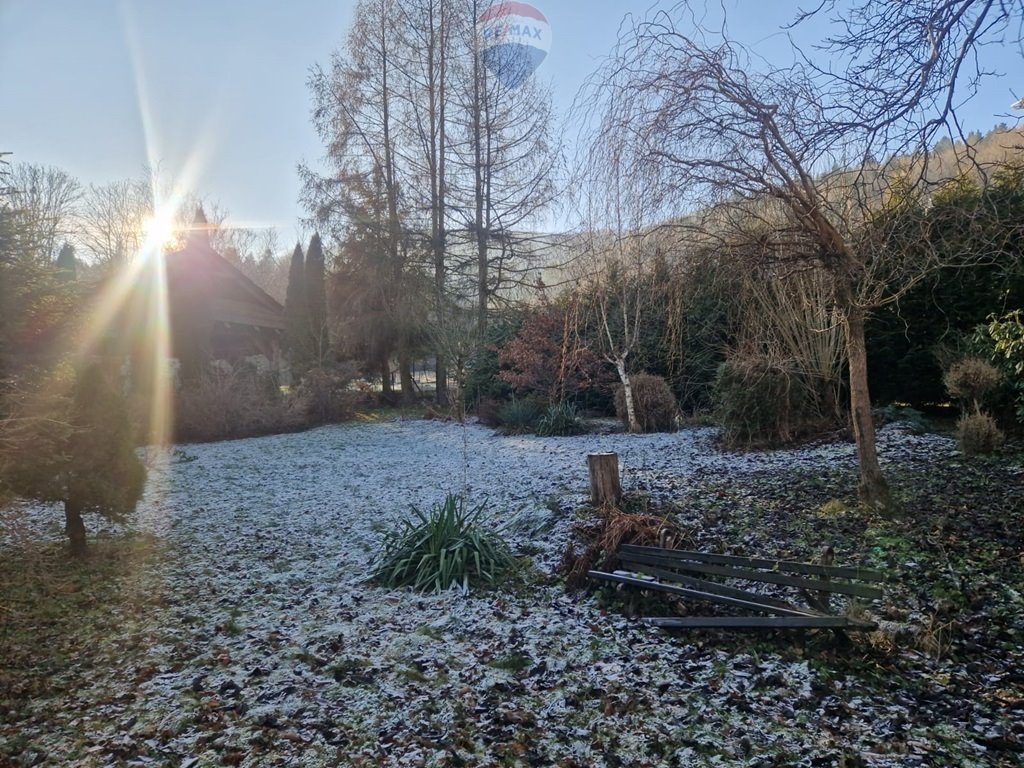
[1,419,1022,767]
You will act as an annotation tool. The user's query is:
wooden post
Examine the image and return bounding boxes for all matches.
[588,452,621,507]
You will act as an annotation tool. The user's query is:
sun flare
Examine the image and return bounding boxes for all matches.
[142,212,177,253]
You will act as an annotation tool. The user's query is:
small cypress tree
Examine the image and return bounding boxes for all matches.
[305,233,327,368]
[0,364,146,555]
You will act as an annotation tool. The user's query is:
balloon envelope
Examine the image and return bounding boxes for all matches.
[477,2,550,89]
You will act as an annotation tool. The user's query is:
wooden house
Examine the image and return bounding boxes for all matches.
[163,212,286,378]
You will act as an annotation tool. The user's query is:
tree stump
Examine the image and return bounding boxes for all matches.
[588,452,621,507]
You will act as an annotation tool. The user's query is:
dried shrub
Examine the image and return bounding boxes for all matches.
[498,302,606,403]
[292,366,357,426]
[712,354,820,447]
[475,398,504,427]
[175,370,304,443]
[560,504,690,590]
[944,357,1001,407]
[614,374,678,433]
[955,411,1005,457]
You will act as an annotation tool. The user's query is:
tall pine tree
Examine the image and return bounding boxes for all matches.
[285,242,309,376]
[305,233,328,369]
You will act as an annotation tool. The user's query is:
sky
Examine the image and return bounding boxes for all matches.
[1,1,1021,246]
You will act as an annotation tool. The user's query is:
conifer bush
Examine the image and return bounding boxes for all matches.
[372,494,514,593]
[0,364,145,555]
[497,398,543,434]
[614,374,678,433]
[713,355,811,446]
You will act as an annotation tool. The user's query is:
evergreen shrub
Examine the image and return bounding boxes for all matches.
[713,355,815,446]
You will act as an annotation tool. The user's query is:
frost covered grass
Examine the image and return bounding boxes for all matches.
[1,418,1022,766]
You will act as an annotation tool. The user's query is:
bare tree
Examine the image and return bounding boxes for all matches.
[303,0,424,401]
[395,0,456,405]
[453,0,560,334]
[794,0,1024,155]
[78,176,154,266]
[8,163,81,262]
[578,8,981,511]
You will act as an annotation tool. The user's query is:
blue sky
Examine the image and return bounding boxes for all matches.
[1,1,1021,244]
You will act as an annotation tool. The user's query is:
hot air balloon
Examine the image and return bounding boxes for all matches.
[476,2,550,89]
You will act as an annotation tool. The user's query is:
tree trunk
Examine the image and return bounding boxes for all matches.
[844,304,894,514]
[615,358,639,433]
[588,452,622,507]
[435,355,448,405]
[380,357,393,397]
[65,498,87,557]
[398,354,414,404]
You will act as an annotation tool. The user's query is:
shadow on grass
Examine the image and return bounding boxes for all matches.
[0,532,167,757]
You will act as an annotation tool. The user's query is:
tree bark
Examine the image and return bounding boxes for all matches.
[588,452,622,507]
[398,354,414,404]
[615,358,639,433]
[65,498,87,557]
[844,303,894,514]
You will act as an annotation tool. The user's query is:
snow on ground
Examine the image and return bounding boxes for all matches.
[6,420,967,766]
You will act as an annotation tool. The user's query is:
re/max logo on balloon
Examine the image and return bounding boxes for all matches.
[476,2,551,89]
[479,22,544,43]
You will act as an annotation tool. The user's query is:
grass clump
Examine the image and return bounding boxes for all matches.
[535,401,584,437]
[372,494,514,593]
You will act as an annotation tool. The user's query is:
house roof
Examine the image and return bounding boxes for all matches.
[165,230,285,331]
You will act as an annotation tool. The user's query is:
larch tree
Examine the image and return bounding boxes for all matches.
[303,0,420,401]
[454,0,559,335]
[395,0,456,405]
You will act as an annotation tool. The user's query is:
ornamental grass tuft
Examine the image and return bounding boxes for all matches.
[372,494,514,593]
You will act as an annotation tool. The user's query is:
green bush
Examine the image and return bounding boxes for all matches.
[713,355,815,446]
[536,401,584,437]
[874,404,930,434]
[614,374,678,433]
[372,494,514,593]
[497,398,542,434]
[955,411,1005,457]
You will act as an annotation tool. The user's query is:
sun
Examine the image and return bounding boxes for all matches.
[142,211,177,252]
